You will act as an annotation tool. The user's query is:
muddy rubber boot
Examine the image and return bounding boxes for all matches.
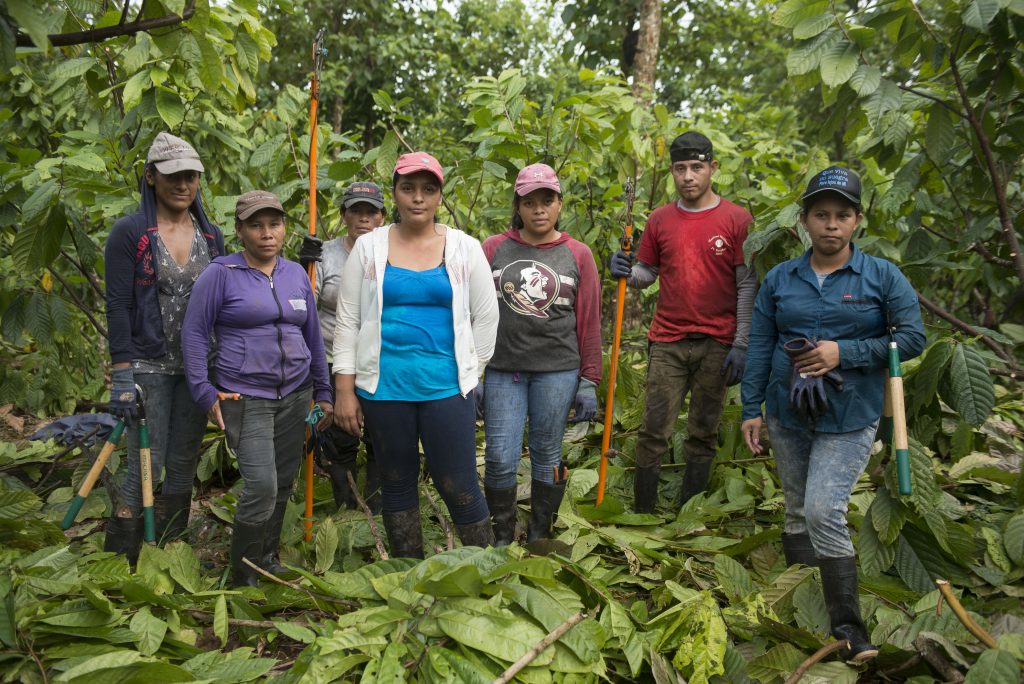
[678,458,713,507]
[455,517,494,548]
[485,486,518,546]
[363,457,382,515]
[526,480,567,542]
[383,508,424,559]
[155,492,192,544]
[819,556,879,665]
[781,532,819,567]
[260,500,290,576]
[324,462,357,510]
[230,521,266,588]
[104,510,144,567]
[633,465,660,514]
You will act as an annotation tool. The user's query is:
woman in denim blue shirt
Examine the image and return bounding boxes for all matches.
[740,167,925,664]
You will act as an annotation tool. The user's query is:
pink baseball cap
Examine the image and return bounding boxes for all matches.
[394,152,444,185]
[515,163,561,196]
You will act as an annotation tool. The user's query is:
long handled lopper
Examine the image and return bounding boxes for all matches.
[136,384,157,543]
[885,314,912,495]
[303,27,328,541]
[596,180,635,505]
[61,419,127,529]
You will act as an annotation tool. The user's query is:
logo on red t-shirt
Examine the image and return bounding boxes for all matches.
[707,234,731,256]
[498,260,560,318]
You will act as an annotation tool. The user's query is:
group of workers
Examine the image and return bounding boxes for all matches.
[101,129,925,665]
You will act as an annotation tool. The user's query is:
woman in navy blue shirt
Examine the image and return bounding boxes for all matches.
[740,167,925,664]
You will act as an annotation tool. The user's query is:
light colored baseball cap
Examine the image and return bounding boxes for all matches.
[515,163,560,196]
[146,132,205,174]
[235,190,284,220]
[394,152,444,185]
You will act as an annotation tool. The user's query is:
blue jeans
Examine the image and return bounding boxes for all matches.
[359,392,488,525]
[767,416,878,558]
[483,369,578,489]
[221,386,312,525]
[122,373,206,513]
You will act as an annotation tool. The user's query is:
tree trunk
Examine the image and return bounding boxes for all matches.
[632,0,662,104]
[332,94,343,135]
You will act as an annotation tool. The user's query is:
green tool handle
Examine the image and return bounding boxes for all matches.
[888,342,912,495]
[60,420,126,530]
[138,421,156,543]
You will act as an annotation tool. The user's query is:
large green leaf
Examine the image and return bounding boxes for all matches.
[849,65,881,96]
[435,604,552,665]
[773,0,829,28]
[315,518,339,574]
[963,649,1020,684]
[155,89,185,130]
[1002,512,1024,567]
[5,0,50,51]
[942,341,995,426]
[129,606,167,657]
[858,512,895,576]
[894,535,934,593]
[924,104,958,162]
[962,0,1001,30]
[819,41,859,87]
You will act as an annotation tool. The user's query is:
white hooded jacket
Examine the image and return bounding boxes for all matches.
[332,224,499,396]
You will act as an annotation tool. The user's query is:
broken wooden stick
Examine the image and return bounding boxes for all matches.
[347,470,388,560]
[493,609,592,684]
[783,640,849,684]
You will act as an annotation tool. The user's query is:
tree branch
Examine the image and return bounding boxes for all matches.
[783,640,850,684]
[896,84,965,118]
[47,268,108,339]
[15,0,195,48]
[493,609,594,684]
[916,290,1018,369]
[949,42,1024,282]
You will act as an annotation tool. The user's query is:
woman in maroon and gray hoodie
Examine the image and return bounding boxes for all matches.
[481,163,602,544]
[182,190,333,587]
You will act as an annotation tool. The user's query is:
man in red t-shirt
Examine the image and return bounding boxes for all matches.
[610,131,756,513]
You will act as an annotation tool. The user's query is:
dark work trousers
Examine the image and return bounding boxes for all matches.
[358,392,488,525]
[221,386,312,525]
[634,337,730,470]
[324,363,377,505]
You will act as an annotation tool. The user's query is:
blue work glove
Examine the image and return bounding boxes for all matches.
[298,235,323,270]
[609,250,634,278]
[570,379,597,423]
[473,383,485,420]
[720,345,747,386]
[784,338,829,422]
[108,367,138,423]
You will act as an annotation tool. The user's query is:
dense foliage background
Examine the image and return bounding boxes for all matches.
[0,0,1021,682]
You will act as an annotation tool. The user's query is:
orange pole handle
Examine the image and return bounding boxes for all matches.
[304,29,325,542]
[596,180,634,506]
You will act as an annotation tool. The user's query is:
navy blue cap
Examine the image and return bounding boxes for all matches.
[802,166,861,209]
[342,181,384,210]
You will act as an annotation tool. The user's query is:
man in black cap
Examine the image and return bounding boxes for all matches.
[299,182,386,513]
[610,130,757,512]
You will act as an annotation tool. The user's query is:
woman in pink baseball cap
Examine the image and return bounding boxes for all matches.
[332,151,499,558]
[480,163,602,544]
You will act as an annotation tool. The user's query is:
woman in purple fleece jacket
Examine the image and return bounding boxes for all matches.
[182,190,333,587]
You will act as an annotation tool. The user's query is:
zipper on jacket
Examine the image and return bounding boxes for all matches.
[268,273,286,399]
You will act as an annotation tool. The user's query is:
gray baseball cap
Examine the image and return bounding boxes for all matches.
[342,181,385,209]
[146,132,205,174]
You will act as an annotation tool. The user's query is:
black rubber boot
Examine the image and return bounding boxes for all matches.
[485,486,518,546]
[455,517,494,548]
[781,532,819,567]
[527,480,567,542]
[633,465,659,514]
[819,556,879,664]
[260,500,290,576]
[324,462,358,510]
[155,492,192,544]
[104,510,143,566]
[363,457,382,515]
[678,459,714,507]
[383,508,424,559]
[230,521,267,588]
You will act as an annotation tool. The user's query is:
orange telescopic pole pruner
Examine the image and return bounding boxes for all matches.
[596,180,635,505]
[304,28,327,542]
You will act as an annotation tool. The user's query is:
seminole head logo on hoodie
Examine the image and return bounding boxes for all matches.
[498,260,560,318]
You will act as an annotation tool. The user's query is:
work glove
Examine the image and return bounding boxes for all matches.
[609,250,634,278]
[108,367,138,423]
[720,345,747,386]
[570,379,597,423]
[783,338,844,423]
[298,235,323,270]
[473,383,485,420]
